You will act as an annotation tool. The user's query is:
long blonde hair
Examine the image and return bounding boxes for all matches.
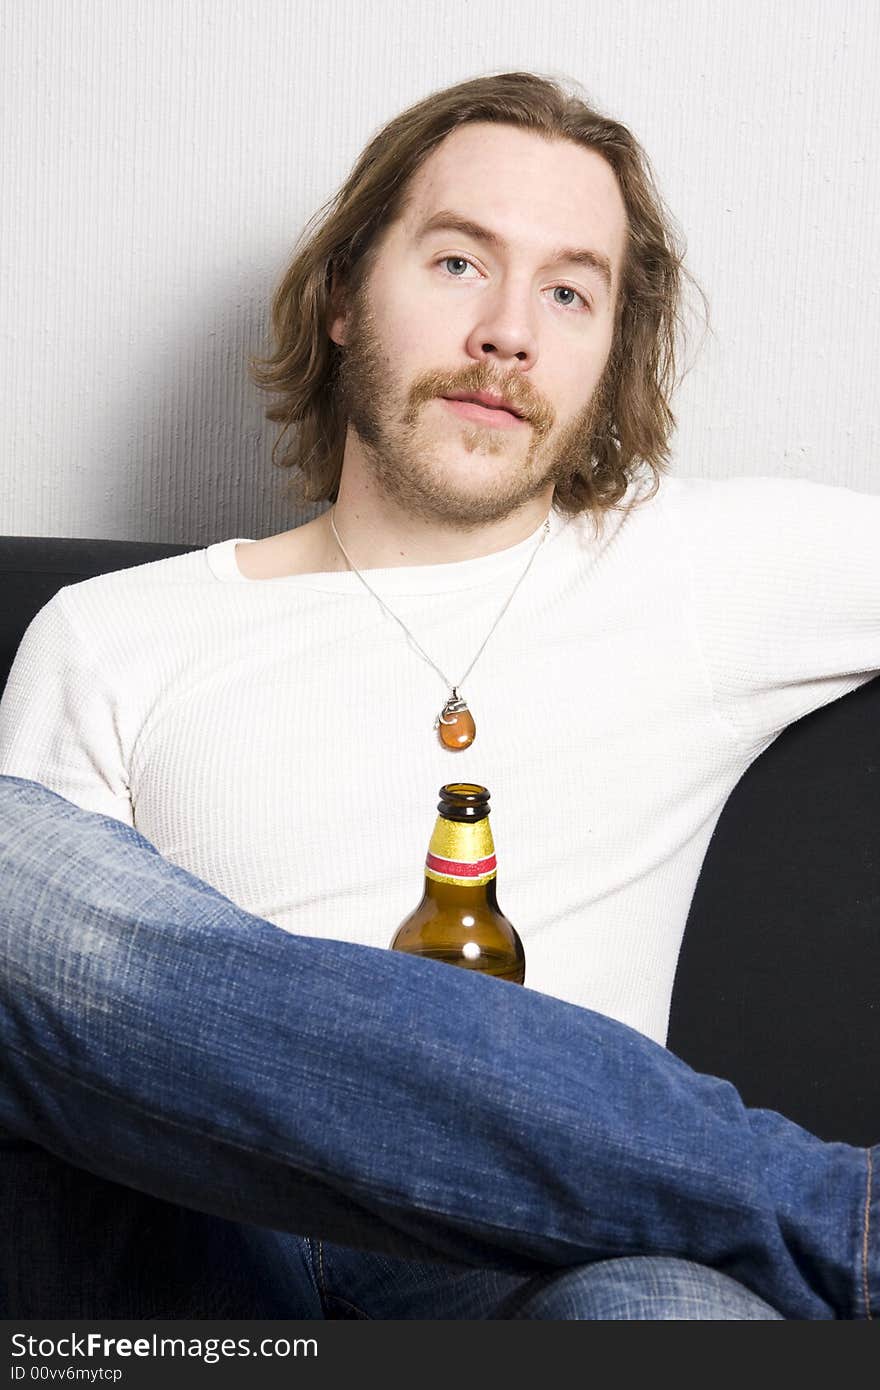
[248,71,708,517]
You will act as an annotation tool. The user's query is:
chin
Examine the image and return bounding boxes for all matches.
[419,476,540,527]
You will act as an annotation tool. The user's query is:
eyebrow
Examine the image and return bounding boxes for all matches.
[414,208,615,298]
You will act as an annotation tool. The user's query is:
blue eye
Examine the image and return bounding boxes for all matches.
[444,257,470,276]
[552,286,582,308]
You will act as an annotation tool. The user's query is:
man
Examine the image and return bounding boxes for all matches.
[1,72,878,1320]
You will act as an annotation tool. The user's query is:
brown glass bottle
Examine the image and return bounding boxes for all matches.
[389,783,525,984]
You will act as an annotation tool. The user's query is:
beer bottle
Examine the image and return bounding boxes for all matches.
[390,783,525,984]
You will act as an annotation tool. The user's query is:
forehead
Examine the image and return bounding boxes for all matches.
[396,122,628,274]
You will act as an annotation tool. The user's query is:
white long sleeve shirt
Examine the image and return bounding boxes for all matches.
[2,470,879,1045]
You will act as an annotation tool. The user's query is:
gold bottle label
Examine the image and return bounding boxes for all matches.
[425,815,497,887]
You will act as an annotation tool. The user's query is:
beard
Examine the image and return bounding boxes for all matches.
[337,283,611,530]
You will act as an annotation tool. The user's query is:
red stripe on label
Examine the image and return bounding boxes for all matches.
[426,852,497,877]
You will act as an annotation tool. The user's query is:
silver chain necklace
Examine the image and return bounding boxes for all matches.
[328,506,552,750]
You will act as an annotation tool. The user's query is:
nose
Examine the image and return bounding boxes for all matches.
[464,278,539,370]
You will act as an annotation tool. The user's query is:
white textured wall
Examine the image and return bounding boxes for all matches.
[2,0,878,543]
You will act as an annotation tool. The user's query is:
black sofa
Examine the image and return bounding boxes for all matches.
[2,535,879,1149]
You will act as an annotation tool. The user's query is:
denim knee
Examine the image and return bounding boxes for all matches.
[497,1256,785,1320]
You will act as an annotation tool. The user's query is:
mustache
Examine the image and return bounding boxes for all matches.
[406,365,555,436]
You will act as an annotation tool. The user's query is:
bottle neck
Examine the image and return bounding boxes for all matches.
[424,813,497,891]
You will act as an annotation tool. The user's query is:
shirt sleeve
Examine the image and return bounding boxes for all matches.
[0,587,135,825]
[671,474,880,751]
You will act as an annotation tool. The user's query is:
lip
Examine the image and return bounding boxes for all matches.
[439,397,528,430]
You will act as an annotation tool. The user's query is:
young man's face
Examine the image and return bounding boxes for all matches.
[330,121,629,527]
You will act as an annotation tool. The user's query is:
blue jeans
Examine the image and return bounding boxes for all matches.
[0,776,875,1319]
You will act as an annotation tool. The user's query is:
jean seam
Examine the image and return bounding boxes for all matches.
[862,1149,873,1320]
[314,1238,328,1307]
[312,1241,373,1319]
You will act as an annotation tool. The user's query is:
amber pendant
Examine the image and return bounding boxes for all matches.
[434,689,476,751]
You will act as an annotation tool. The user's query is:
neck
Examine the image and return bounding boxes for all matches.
[326,478,553,573]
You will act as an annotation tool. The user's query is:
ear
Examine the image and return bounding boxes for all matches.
[327,268,349,348]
